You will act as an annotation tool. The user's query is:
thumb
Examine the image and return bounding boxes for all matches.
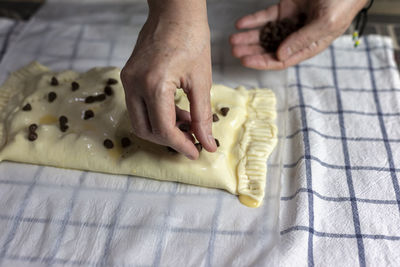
[277,20,323,61]
[186,81,217,152]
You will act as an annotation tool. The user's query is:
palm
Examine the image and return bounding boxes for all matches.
[229,0,366,70]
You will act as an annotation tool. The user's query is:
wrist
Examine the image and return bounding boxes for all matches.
[147,0,208,24]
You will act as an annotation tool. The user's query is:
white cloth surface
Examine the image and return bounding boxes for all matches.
[0,2,284,267]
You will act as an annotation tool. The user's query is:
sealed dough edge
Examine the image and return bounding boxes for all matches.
[237,89,278,207]
[0,62,278,208]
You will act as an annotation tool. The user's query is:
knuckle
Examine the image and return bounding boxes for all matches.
[120,67,132,84]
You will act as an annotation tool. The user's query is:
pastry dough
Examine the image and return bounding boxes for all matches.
[0,62,277,207]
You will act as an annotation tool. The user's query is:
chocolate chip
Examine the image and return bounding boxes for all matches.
[85,94,106,104]
[85,96,95,103]
[83,110,94,120]
[167,146,177,153]
[212,113,219,122]
[215,138,220,147]
[178,123,190,132]
[60,124,69,132]
[50,76,59,86]
[220,107,230,116]
[48,92,57,102]
[104,86,113,96]
[59,115,68,124]
[71,81,80,91]
[195,143,203,152]
[28,132,38,141]
[59,116,69,132]
[22,103,32,111]
[28,123,38,133]
[103,139,114,149]
[121,137,131,148]
[95,94,106,102]
[107,78,118,85]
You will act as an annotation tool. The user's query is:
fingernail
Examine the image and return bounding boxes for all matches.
[208,134,216,146]
[185,154,195,160]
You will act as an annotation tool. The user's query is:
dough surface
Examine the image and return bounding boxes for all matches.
[0,62,277,207]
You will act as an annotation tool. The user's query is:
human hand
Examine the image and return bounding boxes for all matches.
[230,0,368,70]
[121,0,217,160]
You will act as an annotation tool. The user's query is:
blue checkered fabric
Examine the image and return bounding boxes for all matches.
[279,36,400,266]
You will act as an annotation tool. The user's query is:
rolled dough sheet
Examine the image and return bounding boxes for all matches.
[0,62,277,207]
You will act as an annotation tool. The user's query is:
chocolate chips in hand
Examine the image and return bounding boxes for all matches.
[259,14,306,54]
[22,103,32,111]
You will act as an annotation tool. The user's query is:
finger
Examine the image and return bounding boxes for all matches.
[276,21,324,61]
[125,94,152,138]
[186,79,217,152]
[240,53,285,70]
[231,44,265,58]
[145,85,199,159]
[279,36,333,68]
[235,4,279,30]
[175,105,191,122]
[229,30,260,46]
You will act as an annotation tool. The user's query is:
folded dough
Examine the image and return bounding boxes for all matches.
[0,62,277,207]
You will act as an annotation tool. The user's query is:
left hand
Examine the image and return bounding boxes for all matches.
[229,0,368,70]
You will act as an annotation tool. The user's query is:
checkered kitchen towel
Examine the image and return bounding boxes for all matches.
[279,35,400,266]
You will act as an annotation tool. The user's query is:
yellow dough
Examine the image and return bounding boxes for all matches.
[0,62,277,207]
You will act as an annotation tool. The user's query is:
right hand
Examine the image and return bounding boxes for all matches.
[121,0,217,160]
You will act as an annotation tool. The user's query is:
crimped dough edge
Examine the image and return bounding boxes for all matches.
[237,89,278,206]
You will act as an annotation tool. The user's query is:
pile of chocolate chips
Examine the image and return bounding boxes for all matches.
[259,14,306,53]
